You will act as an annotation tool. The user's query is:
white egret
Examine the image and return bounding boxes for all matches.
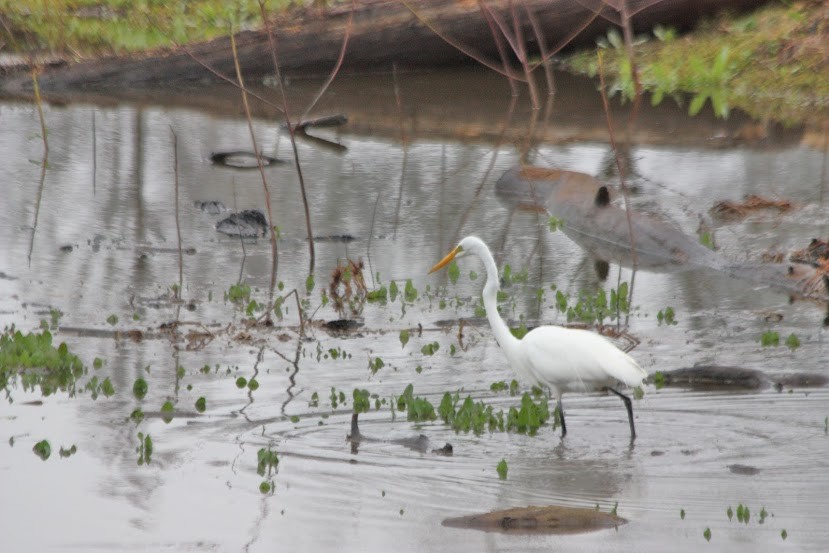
[429,236,647,439]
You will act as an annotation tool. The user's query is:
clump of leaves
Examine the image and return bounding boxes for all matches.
[353,388,371,414]
[33,439,51,461]
[704,527,712,542]
[784,333,800,350]
[399,329,410,348]
[59,445,78,458]
[226,282,251,303]
[496,459,508,480]
[397,384,436,422]
[136,432,152,465]
[366,286,388,303]
[195,397,206,413]
[506,393,550,435]
[653,371,666,389]
[0,329,86,397]
[257,447,279,476]
[657,306,677,326]
[760,331,780,347]
[421,342,440,356]
[368,356,385,375]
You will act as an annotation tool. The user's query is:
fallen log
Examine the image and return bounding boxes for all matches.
[2,0,769,96]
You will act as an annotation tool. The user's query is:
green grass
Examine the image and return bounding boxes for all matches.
[0,0,292,55]
[564,1,829,125]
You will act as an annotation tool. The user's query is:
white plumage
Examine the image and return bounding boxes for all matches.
[430,235,647,438]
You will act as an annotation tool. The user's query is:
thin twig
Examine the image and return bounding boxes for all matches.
[301,0,355,121]
[597,50,637,271]
[521,0,554,95]
[528,3,602,71]
[509,0,539,110]
[28,69,48,268]
[392,63,408,240]
[171,127,183,300]
[619,0,643,132]
[258,0,315,273]
[478,0,518,97]
[399,0,527,82]
[230,31,280,316]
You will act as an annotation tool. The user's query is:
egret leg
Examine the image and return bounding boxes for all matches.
[556,398,567,437]
[608,388,636,439]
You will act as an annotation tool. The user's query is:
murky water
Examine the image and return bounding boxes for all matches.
[1,68,828,552]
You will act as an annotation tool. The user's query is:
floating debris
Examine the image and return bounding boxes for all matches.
[443,505,625,534]
[210,151,281,169]
[710,195,795,221]
[193,200,227,214]
[216,210,268,237]
[727,464,761,476]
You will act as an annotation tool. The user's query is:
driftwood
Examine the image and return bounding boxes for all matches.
[2,0,768,95]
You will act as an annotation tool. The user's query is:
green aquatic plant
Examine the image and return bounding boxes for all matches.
[657,307,678,326]
[420,342,439,356]
[496,459,508,480]
[368,356,385,375]
[399,329,410,348]
[784,333,800,351]
[353,389,371,414]
[247,379,259,391]
[161,400,174,423]
[130,409,144,424]
[235,377,247,388]
[760,331,780,347]
[727,506,734,521]
[389,281,399,302]
[448,261,460,284]
[653,371,666,389]
[106,314,118,325]
[404,279,418,303]
[93,357,103,369]
[704,527,712,542]
[226,282,251,303]
[59,445,78,458]
[781,529,787,540]
[680,508,686,520]
[397,384,436,422]
[0,329,86,397]
[195,397,206,413]
[366,286,387,303]
[548,216,565,232]
[33,439,51,461]
[309,391,319,408]
[136,432,152,465]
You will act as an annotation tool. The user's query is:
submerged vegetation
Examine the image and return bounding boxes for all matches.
[564,0,829,124]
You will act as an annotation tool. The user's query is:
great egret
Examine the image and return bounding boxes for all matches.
[429,236,647,439]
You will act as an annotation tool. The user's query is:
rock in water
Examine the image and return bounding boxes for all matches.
[216,210,268,237]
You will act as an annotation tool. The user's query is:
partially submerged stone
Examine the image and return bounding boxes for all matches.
[442,505,625,534]
[655,366,767,391]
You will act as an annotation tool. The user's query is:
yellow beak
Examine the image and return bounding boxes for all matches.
[428,245,461,274]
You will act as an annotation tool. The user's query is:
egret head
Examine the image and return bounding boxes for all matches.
[428,236,485,274]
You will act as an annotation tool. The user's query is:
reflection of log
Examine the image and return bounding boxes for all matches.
[2,0,768,94]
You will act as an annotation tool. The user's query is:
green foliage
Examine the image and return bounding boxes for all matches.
[368,356,385,374]
[235,377,248,388]
[448,261,460,284]
[353,388,371,414]
[59,445,78,458]
[248,379,259,391]
[548,216,565,232]
[784,333,800,350]
[653,24,677,42]
[510,323,528,339]
[195,397,206,412]
[309,391,319,408]
[0,329,86,397]
[259,481,272,494]
[760,331,780,347]
[399,329,410,348]
[389,281,399,302]
[131,377,148,400]
[680,508,685,520]
[420,342,439,356]
[699,231,716,250]
[226,283,251,303]
[781,529,787,540]
[305,274,315,293]
[653,371,666,389]
[404,279,418,303]
[439,391,548,435]
[366,286,387,303]
[687,47,734,117]
[257,447,279,476]
[106,314,118,325]
[496,459,508,480]
[704,527,711,542]
[93,357,104,369]
[33,439,51,460]
[136,432,152,465]
[130,408,145,424]
[397,384,436,422]
[657,307,677,326]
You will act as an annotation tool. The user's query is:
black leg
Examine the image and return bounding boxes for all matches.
[556,398,567,437]
[608,388,636,439]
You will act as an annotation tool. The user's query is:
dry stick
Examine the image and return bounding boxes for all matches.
[480,1,538,109]
[180,45,284,113]
[300,0,355,122]
[391,63,408,241]
[618,0,643,132]
[258,1,315,273]
[170,127,183,300]
[598,50,638,320]
[230,32,280,316]
[399,0,527,82]
[527,4,602,72]
[479,0,518,97]
[28,69,48,268]
[91,111,96,194]
[509,0,539,110]
[521,0,554,95]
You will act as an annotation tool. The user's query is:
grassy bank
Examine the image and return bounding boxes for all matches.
[0,0,290,55]
[562,0,829,125]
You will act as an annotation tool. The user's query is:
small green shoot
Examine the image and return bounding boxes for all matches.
[496,459,508,480]
[106,314,118,326]
[760,331,780,347]
[368,356,385,374]
[704,527,711,542]
[33,439,51,460]
[784,333,800,350]
[404,280,417,302]
[132,378,148,400]
[548,216,565,232]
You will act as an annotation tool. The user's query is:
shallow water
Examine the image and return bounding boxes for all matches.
[1,67,828,552]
